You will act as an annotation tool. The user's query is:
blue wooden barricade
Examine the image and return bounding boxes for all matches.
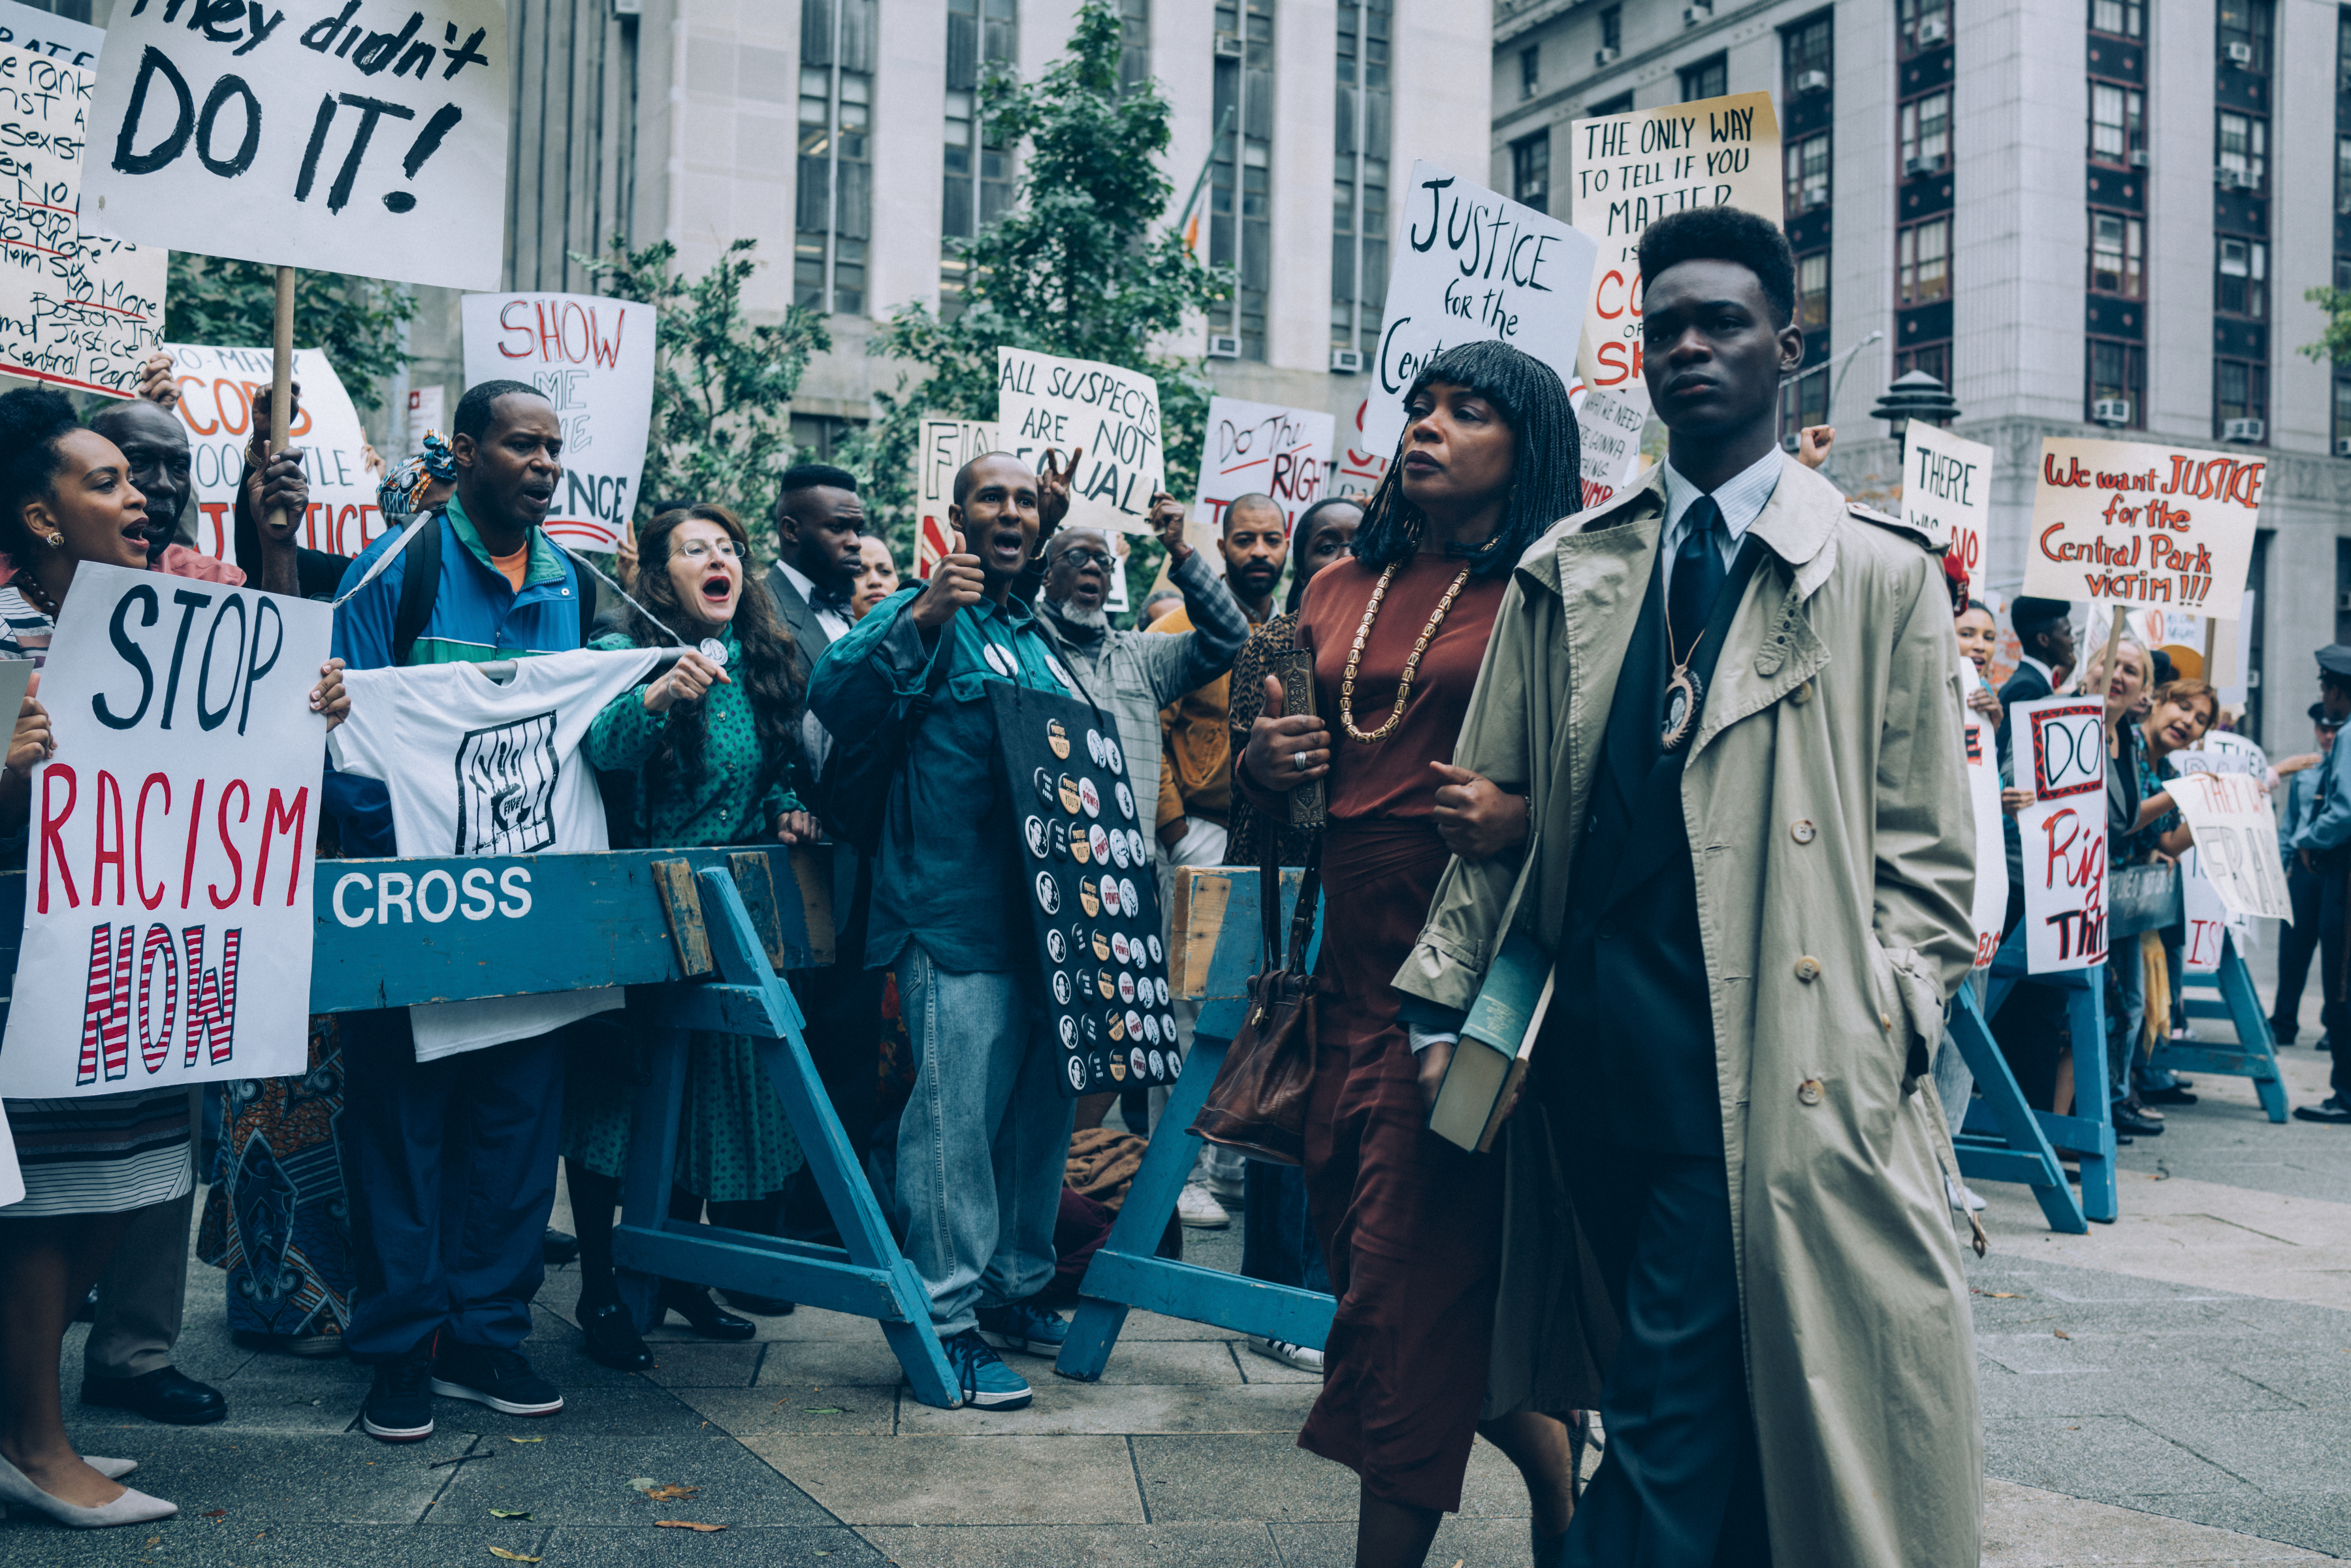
[1056,866,1335,1380]
[2152,933,2287,1123]
[1959,933,2118,1224]
[1945,982,2088,1233]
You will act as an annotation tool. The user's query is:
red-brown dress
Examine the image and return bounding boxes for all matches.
[1241,549,1511,1514]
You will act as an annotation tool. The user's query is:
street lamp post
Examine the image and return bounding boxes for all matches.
[1870,368,1962,456]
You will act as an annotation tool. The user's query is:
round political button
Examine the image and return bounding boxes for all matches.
[1127,1008,1144,1041]
[1156,976,1171,1006]
[1033,767,1057,808]
[1148,1049,1166,1080]
[1108,1011,1126,1042]
[1097,968,1115,1000]
[1051,824,1071,859]
[1112,931,1130,964]
[1066,1055,1087,1091]
[1108,1053,1127,1081]
[1119,878,1140,918]
[1047,718,1071,760]
[1147,934,1164,965]
[1077,877,1100,916]
[984,642,1017,677]
[1115,780,1136,821]
[1091,1052,1107,1081]
[1058,1016,1076,1049]
[1092,930,1111,961]
[1089,825,1110,863]
[1083,1013,1100,1044]
[1052,970,1072,1006]
[1130,1047,1148,1080]
[698,637,729,667]
[1118,971,1135,1004]
[1046,929,1066,963]
[1104,879,1125,918]
[1142,1012,1160,1045]
[1079,777,1102,819]
[1057,774,1081,813]
[1033,872,1061,914]
[1132,829,1151,864]
[1105,735,1124,773]
[1068,923,1087,956]
[1108,828,1130,869]
[1023,815,1048,859]
[1087,729,1106,767]
[1070,824,1091,865]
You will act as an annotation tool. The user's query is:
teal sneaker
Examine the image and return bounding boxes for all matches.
[944,1328,1032,1409]
[974,1300,1070,1358]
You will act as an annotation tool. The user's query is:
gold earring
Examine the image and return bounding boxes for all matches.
[43,532,61,550]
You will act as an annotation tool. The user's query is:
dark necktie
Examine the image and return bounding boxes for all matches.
[1667,496,1727,663]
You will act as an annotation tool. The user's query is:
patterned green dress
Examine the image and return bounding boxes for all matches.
[562,625,805,1201]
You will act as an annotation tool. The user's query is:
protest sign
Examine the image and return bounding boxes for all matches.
[2165,766,2292,922]
[1903,423,1994,590]
[1576,386,1644,509]
[0,564,330,1097]
[82,0,509,293]
[1569,91,1782,421]
[996,347,1162,536]
[2025,437,2262,614]
[913,413,999,581]
[2013,695,2108,974]
[167,342,380,562]
[1332,396,1390,500]
[462,291,654,551]
[1963,696,2007,969]
[1194,396,1333,537]
[1362,161,1597,458]
[0,42,167,398]
[405,382,441,455]
[2179,848,2241,974]
[0,0,100,68]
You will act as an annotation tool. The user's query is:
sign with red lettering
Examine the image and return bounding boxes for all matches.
[2179,846,2238,974]
[0,564,329,1096]
[165,342,380,564]
[913,414,998,581]
[2014,696,2108,974]
[2165,766,2291,921]
[462,292,654,552]
[1903,423,1993,590]
[2026,436,2261,614]
[1332,397,1390,501]
[1963,697,2007,969]
[1193,396,1334,539]
[1576,386,1644,509]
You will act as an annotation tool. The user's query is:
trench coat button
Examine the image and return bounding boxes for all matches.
[1794,955,1822,982]
[1790,680,1813,705]
[1797,1078,1824,1106]
[1881,1012,1894,1029]
[1790,819,1816,844]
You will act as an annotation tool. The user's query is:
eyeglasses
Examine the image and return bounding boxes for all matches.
[1055,548,1116,571]
[677,539,743,561]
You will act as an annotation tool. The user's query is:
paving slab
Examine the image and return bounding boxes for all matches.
[860,1520,1286,1565]
[894,1378,1317,1436]
[732,1434,1146,1526]
[1125,1431,1530,1524]
[677,1383,904,1438]
[1982,1478,2330,1564]
[424,1431,838,1529]
[39,1430,452,1526]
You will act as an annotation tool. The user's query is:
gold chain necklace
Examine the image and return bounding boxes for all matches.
[1339,560,1473,743]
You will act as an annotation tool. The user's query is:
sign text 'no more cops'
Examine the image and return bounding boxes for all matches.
[0,564,330,1097]
[82,0,509,292]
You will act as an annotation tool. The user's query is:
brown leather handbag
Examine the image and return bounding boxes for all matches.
[1188,839,1322,1164]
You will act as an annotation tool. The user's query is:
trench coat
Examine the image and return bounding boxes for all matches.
[1395,453,1983,1567]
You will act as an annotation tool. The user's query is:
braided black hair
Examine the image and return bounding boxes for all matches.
[0,386,83,562]
[1351,341,1581,581]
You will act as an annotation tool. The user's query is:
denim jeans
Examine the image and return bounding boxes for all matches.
[893,943,1075,1336]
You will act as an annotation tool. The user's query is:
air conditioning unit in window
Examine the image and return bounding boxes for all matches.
[2224,417,2265,443]
[1329,349,1363,374]
[2130,149,2149,167]
[610,0,640,14]
[1682,3,1713,26]
[2215,167,2257,189]
[1796,68,1829,94]
[2225,40,2255,67]
[2092,398,2132,426]
[1213,35,1243,59]
[1594,46,1622,67]
[1904,155,1934,176]
[1782,432,1802,452]
[1915,15,1949,44]
[1207,334,1242,359]
[2336,438,2351,458]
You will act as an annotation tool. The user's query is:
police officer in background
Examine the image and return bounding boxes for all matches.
[2288,645,2351,1123]
[2272,699,2343,1048]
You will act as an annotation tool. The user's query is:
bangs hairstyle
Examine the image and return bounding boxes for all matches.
[620,504,807,818]
[1351,341,1581,581]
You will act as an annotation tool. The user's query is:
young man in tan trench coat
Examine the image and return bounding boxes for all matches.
[1396,208,1982,1566]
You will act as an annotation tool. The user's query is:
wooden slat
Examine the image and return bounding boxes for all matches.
[787,844,837,967]
[1169,869,1232,1000]
[728,851,789,971]
[650,858,714,977]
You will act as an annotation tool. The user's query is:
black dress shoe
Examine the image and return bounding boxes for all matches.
[2141,1083,2198,1106]
[721,1290,797,1317]
[659,1285,758,1341]
[2294,1096,2351,1124]
[2112,1102,2166,1136]
[580,1302,654,1371]
[82,1366,227,1426]
[542,1228,581,1267]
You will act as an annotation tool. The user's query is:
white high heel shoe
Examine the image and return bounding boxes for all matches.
[84,1458,138,1480]
[0,1453,175,1527]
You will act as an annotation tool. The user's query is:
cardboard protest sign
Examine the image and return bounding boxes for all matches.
[986,682,1180,1096]
[2164,766,2291,921]
[2179,848,2241,974]
[1569,91,1782,420]
[996,347,1162,536]
[462,291,654,551]
[2013,695,2108,974]
[1576,386,1644,509]
[1362,161,1597,458]
[1195,396,1333,537]
[913,414,999,581]
[405,383,441,455]
[1963,695,2007,969]
[167,342,380,562]
[0,42,167,398]
[0,0,101,68]
[82,0,509,293]
[2026,437,2261,614]
[0,564,330,1097]
[1332,396,1390,500]
[1903,423,1993,590]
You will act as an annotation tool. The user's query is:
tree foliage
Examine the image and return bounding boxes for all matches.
[850,0,1226,585]
[2299,286,2351,366]
[579,236,830,546]
[163,254,419,411]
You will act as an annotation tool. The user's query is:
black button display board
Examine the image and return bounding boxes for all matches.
[985,682,1180,1097]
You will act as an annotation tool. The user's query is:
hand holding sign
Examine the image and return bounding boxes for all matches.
[1148,492,1189,565]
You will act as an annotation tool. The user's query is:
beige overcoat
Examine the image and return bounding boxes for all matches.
[1396,454,1983,1567]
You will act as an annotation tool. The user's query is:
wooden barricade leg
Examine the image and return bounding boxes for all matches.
[2158,933,2288,1123]
[1055,867,1337,1383]
[1979,935,2119,1224]
[1948,985,2087,1234]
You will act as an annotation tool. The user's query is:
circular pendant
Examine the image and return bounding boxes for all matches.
[1660,667,1703,752]
[698,637,729,667]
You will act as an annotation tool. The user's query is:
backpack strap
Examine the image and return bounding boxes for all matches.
[390,509,445,668]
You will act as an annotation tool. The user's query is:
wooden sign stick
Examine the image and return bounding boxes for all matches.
[264,265,295,536]
[2091,603,2127,719]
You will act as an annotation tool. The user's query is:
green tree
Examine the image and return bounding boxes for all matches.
[579,236,831,545]
[850,0,1226,598]
[164,254,418,411]
[2300,285,2351,367]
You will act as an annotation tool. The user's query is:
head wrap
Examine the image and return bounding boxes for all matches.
[377,431,459,524]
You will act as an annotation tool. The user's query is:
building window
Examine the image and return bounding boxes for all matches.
[2216,236,2268,317]
[1680,54,1727,103]
[1898,0,1952,57]
[2216,359,2269,436]
[1331,0,1390,361]
[1589,90,1634,116]
[1211,0,1276,360]
[1898,89,1950,175]
[2090,0,2143,37]
[1785,131,1831,216]
[799,0,876,318]
[1600,6,1622,55]
[1520,45,1540,101]
[2087,338,2146,426]
[1795,250,1830,332]
[2219,0,2274,75]
[1780,375,1829,438]
[2218,111,2267,192]
[2333,364,2351,456]
[941,0,1016,317]
[1896,217,1950,304]
[1511,131,1550,215]
[2088,211,2143,297]
[1119,0,1150,92]
[1896,342,1951,385]
[2089,82,2143,165]
[1783,12,1832,90]
[2337,135,2351,216]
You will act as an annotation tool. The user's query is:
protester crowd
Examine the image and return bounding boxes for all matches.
[0,205,2336,1568]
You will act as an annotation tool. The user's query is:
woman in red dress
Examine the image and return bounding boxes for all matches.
[1238,341,1586,1568]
